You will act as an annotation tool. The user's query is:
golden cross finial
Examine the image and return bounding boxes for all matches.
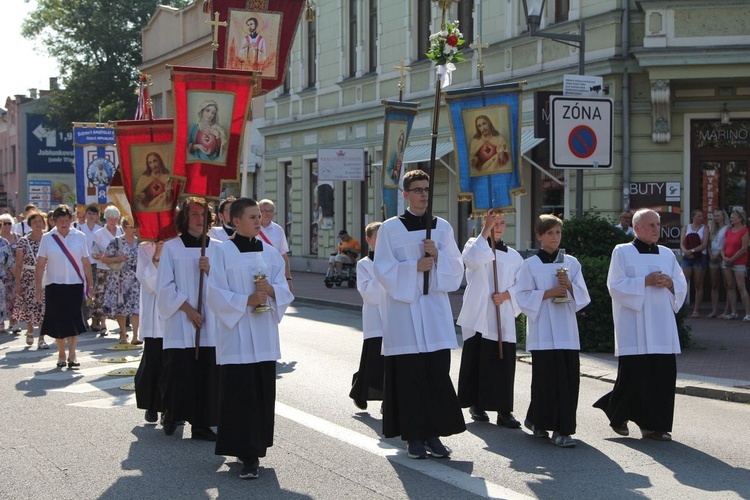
[206,12,227,51]
[470,36,489,86]
[393,59,412,92]
[433,0,460,30]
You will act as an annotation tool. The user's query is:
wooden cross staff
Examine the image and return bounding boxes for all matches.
[206,12,227,50]
[393,59,411,102]
[470,37,489,87]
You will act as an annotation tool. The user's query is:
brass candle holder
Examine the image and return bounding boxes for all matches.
[553,267,571,303]
[253,273,273,313]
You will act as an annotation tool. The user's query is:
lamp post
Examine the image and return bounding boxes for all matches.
[522,0,586,217]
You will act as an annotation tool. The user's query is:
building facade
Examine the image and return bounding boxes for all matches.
[141,1,750,271]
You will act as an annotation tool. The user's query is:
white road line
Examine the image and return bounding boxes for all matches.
[68,394,137,408]
[275,402,532,500]
[50,377,134,394]
[28,361,140,380]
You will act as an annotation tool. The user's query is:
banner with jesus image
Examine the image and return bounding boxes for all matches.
[381,100,419,219]
[445,82,525,213]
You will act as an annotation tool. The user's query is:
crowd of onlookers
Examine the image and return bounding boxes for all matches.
[0,203,142,348]
[616,207,750,320]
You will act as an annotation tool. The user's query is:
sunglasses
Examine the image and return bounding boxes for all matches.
[2,222,12,226]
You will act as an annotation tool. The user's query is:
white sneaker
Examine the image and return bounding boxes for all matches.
[742,315,750,322]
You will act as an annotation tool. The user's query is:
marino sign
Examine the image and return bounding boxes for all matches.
[692,120,750,149]
[317,148,365,182]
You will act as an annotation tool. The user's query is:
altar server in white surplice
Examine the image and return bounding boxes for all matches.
[511,214,590,448]
[134,240,166,424]
[594,209,687,442]
[208,197,236,242]
[457,210,524,429]
[207,198,292,480]
[349,221,386,412]
[373,169,466,461]
[156,197,220,441]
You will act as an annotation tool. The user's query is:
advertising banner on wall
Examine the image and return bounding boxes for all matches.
[629,181,682,249]
[26,114,74,174]
[27,173,77,211]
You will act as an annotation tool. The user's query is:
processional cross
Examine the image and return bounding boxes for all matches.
[470,37,490,87]
[393,59,411,102]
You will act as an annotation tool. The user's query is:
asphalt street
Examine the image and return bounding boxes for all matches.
[1,303,749,499]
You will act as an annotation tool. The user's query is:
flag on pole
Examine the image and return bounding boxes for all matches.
[73,123,118,207]
[381,100,419,219]
[445,82,526,213]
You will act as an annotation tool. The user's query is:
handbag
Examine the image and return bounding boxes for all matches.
[683,232,701,259]
[107,237,126,272]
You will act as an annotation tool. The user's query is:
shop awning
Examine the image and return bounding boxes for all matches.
[372,142,454,167]
[521,129,545,154]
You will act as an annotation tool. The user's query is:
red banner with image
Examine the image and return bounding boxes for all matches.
[113,119,180,241]
[170,65,255,199]
[210,0,306,97]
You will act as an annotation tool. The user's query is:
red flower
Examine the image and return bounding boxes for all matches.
[446,34,458,47]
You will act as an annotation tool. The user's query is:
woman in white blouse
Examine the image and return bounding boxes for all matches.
[34,205,94,369]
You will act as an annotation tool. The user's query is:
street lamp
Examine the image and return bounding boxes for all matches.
[521,0,586,217]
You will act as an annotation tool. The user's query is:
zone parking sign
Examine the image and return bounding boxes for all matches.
[550,96,613,169]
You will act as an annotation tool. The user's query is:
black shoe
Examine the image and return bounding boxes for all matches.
[163,418,178,436]
[497,412,521,429]
[611,421,629,436]
[469,406,490,422]
[144,410,158,423]
[353,398,367,411]
[407,440,427,459]
[239,457,259,480]
[423,437,451,458]
[67,360,81,370]
[191,426,217,441]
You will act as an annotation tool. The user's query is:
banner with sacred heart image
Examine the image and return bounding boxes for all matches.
[170,65,256,199]
[73,123,119,206]
[381,100,419,219]
[445,82,526,213]
[209,0,306,97]
[113,119,181,241]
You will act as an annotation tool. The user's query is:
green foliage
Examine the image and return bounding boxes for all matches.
[562,212,632,258]
[22,0,190,127]
[515,313,526,350]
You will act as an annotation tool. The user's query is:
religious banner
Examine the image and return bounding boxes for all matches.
[209,0,306,97]
[381,100,419,219]
[113,119,181,241]
[170,65,255,199]
[445,82,525,213]
[73,123,119,206]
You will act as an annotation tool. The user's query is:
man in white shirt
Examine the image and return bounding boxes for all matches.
[12,204,37,237]
[615,211,634,236]
[257,199,292,290]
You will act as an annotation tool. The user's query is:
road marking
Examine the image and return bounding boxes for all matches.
[275,402,532,500]
[68,394,136,408]
[50,377,133,394]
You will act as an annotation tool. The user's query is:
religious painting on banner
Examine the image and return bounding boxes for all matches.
[445,82,525,213]
[210,0,306,97]
[113,119,181,241]
[170,66,255,199]
[381,100,419,219]
[73,124,119,206]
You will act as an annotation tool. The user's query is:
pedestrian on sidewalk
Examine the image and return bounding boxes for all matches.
[349,221,385,412]
[707,209,729,318]
[680,209,708,318]
[373,169,466,460]
[594,209,687,441]
[207,197,293,480]
[512,214,590,448]
[457,210,523,429]
[720,208,750,321]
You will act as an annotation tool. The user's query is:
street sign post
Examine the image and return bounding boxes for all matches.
[550,96,614,169]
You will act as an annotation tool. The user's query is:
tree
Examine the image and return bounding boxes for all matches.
[22,0,190,128]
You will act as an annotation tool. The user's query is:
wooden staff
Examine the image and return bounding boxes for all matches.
[194,205,209,360]
[423,75,441,295]
[490,224,503,360]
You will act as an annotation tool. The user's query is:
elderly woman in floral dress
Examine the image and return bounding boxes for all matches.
[13,211,47,348]
[0,214,17,333]
[100,216,141,344]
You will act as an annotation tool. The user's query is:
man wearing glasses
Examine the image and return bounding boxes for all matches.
[373,169,466,460]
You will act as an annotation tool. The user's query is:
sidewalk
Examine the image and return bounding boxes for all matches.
[290,270,750,404]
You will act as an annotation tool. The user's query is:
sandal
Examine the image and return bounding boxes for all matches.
[56,359,67,368]
[724,313,738,320]
[37,340,49,350]
[67,359,80,370]
[131,339,143,345]
[25,332,34,346]
[690,312,700,318]
[12,326,22,334]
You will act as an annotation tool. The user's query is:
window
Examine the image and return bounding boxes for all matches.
[368,0,378,73]
[307,19,317,88]
[416,0,431,61]
[349,0,358,77]
[11,145,16,173]
[285,162,293,247]
[457,0,473,47]
[555,0,570,23]
[151,94,163,118]
[282,58,291,94]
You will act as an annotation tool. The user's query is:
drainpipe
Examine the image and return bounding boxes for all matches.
[622,1,631,211]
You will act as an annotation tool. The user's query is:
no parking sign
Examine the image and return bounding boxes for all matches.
[550,96,613,169]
